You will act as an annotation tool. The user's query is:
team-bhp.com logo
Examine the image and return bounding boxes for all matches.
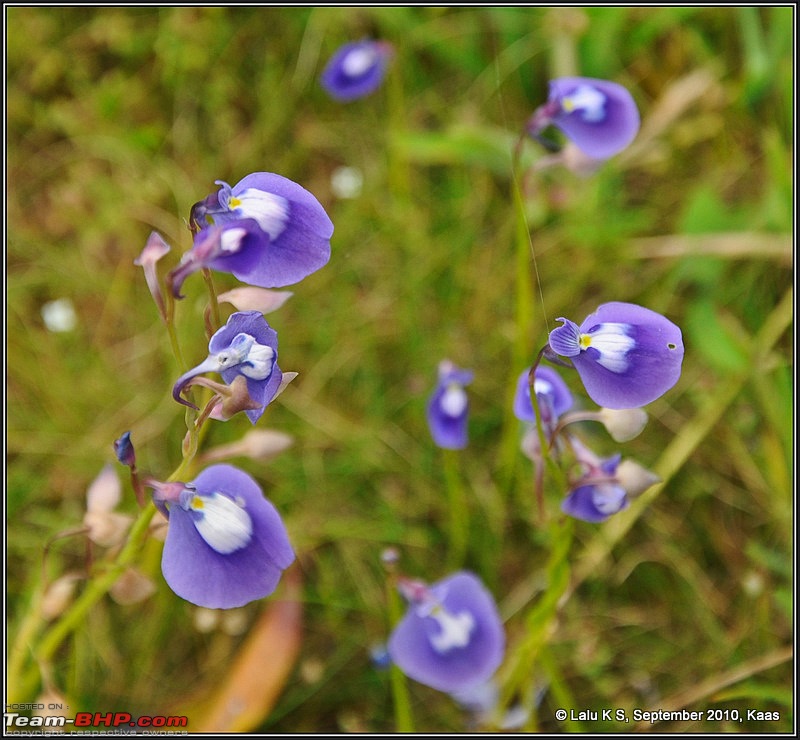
[5,711,188,729]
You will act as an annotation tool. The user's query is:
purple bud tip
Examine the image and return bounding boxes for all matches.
[113,431,136,467]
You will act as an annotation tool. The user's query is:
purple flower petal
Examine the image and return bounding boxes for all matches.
[561,482,628,523]
[172,311,282,424]
[548,302,684,409]
[321,39,393,102]
[387,572,505,694]
[215,313,283,425]
[547,77,640,160]
[159,465,294,609]
[178,173,333,290]
[513,366,574,423]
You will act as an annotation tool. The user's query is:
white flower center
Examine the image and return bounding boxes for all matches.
[187,491,253,554]
[342,46,378,77]
[229,188,289,241]
[421,602,476,654]
[580,322,636,373]
[220,227,248,253]
[561,85,607,122]
[215,333,275,379]
[440,384,468,417]
[593,484,627,515]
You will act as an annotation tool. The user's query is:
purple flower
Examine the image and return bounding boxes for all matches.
[387,572,505,694]
[426,360,473,450]
[173,311,282,424]
[562,478,628,523]
[171,172,333,293]
[513,365,574,427]
[526,76,640,160]
[561,435,660,523]
[149,464,294,609]
[561,438,628,523]
[547,302,684,409]
[320,39,393,102]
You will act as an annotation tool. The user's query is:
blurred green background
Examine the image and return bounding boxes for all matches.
[6,6,793,733]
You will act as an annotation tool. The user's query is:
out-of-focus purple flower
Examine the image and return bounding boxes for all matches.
[451,678,532,731]
[320,39,393,102]
[561,436,628,523]
[387,571,505,694]
[513,365,574,428]
[526,76,640,160]
[369,642,392,670]
[149,464,294,609]
[562,477,628,523]
[170,172,333,294]
[547,302,684,409]
[134,232,171,320]
[173,311,282,424]
[560,435,661,523]
[426,360,473,450]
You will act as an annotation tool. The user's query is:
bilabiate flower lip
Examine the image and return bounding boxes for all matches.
[172,172,333,293]
[172,311,282,424]
[387,571,505,694]
[320,39,393,102]
[426,360,474,450]
[547,302,684,409]
[562,479,629,523]
[150,464,294,609]
[526,76,640,160]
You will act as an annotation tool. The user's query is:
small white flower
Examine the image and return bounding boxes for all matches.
[331,166,364,199]
[41,298,77,332]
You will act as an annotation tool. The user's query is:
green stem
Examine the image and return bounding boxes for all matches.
[385,574,415,732]
[539,643,585,732]
[499,515,574,720]
[496,170,538,496]
[201,268,221,336]
[385,50,411,205]
[12,504,157,703]
[443,448,468,569]
[511,171,536,373]
[7,588,46,703]
[164,282,187,371]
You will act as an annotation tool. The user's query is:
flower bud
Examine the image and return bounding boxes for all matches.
[217,286,293,313]
[83,510,133,548]
[113,432,136,468]
[41,573,81,620]
[110,568,157,605]
[615,459,661,498]
[598,407,648,442]
[201,429,294,463]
